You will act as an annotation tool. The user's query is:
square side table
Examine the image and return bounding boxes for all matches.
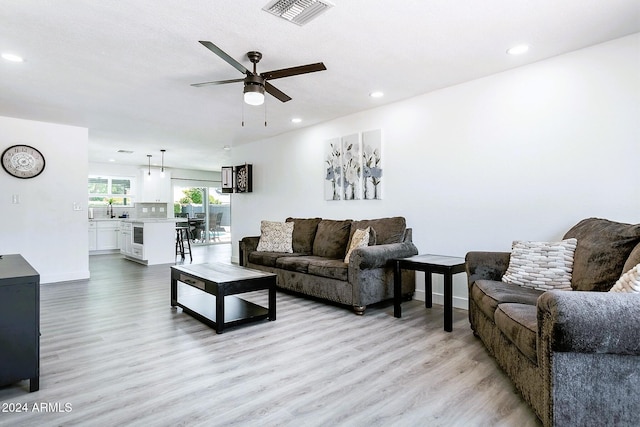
[394,254,466,332]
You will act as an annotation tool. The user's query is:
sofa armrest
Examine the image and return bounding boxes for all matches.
[465,251,511,288]
[239,236,260,266]
[538,291,640,355]
[349,242,418,270]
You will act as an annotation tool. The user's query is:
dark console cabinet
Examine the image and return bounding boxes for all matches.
[0,254,40,392]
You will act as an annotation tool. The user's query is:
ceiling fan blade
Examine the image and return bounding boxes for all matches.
[265,81,292,103]
[261,62,326,80]
[199,41,249,75]
[190,78,245,87]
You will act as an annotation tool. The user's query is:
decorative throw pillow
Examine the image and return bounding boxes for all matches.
[609,264,640,293]
[622,242,640,278]
[344,227,371,263]
[502,238,577,291]
[256,221,294,253]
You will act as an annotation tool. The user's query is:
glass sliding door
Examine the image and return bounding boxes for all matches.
[173,184,230,245]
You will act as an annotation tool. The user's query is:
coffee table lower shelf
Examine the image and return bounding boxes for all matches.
[175,283,269,331]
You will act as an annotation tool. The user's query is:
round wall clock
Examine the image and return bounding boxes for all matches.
[2,144,46,179]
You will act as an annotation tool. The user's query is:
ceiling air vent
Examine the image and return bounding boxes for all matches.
[263,0,334,26]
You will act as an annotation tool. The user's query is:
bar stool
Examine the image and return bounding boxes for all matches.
[175,226,192,261]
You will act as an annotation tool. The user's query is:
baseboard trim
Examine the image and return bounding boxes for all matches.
[42,270,91,284]
[413,290,468,310]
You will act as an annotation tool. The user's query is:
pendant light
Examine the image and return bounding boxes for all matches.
[146,154,152,180]
[160,149,166,178]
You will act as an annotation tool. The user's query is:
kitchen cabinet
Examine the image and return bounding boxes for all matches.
[139,169,172,202]
[120,222,132,256]
[121,219,179,265]
[0,254,39,392]
[88,221,97,251]
[89,220,121,253]
[96,221,120,250]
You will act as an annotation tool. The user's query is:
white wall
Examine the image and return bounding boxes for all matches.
[229,34,640,307]
[0,116,89,283]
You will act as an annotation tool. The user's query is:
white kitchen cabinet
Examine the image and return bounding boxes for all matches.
[120,222,132,256]
[139,169,172,202]
[88,222,97,251]
[121,219,177,265]
[89,220,121,253]
[96,221,120,250]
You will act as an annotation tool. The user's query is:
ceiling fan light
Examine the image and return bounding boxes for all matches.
[244,84,265,106]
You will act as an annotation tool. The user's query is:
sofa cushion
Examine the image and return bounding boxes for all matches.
[256,221,294,253]
[286,217,322,254]
[308,258,349,281]
[249,251,304,267]
[312,219,352,259]
[501,239,576,291]
[494,303,538,363]
[344,227,371,263]
[350,216,406,245]
[275,256,314,273]
[563,218,640,291]
[472,280,544,322]
[609,264,640,293]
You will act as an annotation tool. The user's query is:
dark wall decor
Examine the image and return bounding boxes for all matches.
[221,164,253,193]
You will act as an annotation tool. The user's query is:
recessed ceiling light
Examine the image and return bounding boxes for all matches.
[223,145,231,151]
[2,53,24,62]
[507,44,529,55]
[291,118,302,123]
[370,91,384,98]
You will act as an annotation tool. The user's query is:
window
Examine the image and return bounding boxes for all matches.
[89,176,135,206]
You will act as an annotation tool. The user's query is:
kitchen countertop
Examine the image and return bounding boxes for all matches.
[120,218,187,223]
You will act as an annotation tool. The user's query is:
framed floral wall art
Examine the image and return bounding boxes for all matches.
[362,129,382,200]
[325,137,342,200]
[324,129,382,201]
[341,133,361,200]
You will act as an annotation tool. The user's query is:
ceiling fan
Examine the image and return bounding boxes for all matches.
[191,41,326,106]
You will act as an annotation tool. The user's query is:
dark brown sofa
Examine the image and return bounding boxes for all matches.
[240,216,418,314]
[466,218,640,426]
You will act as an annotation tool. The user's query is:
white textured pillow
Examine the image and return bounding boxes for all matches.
[344,227,370,263]
[256,221,294,253]
[609,264,640,293]
[502,238,577,291]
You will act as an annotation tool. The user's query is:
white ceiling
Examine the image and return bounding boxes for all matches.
[1,0,639,172]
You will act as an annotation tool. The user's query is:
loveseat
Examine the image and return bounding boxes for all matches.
[466,218,640,426]
[239,216,418,314]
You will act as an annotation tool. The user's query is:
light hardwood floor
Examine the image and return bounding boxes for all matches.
[0,245,540,426]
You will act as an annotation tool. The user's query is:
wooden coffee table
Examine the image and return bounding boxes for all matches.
[171,263,276,333]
